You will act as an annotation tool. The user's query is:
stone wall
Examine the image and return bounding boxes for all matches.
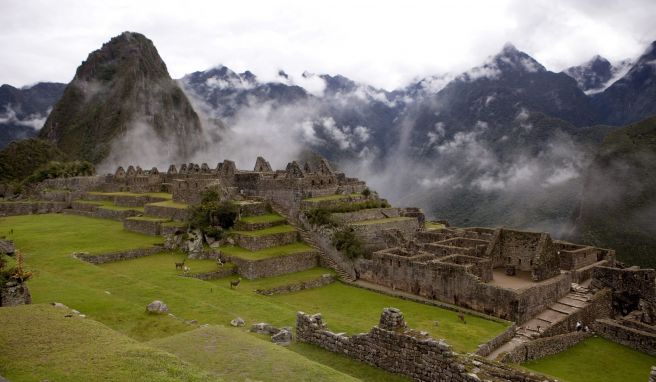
[227,251,319,279]
[143,204,190,221]
[500,331,592,363]
[0,282,31,306]
[180,266,235,280]
[357,252,571,323]
[330,208,400,225]
[485,229,560,281]
[0,201,67,216]
[592,266,656,301]
[349,218,420,253]
[296,308,557,382]
[475,324,517,357]
[235,231,299,251]
[123,218,161,236]
[594,318,656,355]
[74,247,164,264]
[256,274,335,295]
[541,288,612,337]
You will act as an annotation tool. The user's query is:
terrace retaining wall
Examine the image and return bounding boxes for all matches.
[0,201,67,216]
[594,318,656,355]
[500,331,592,363]
[235,231,299,251]
[124,219,161,236]
[73,246,164,264]
[255,274,335,295]
[228,251,318,279]
[143,204,190,221]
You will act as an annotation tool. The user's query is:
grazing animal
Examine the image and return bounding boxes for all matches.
[175,259,186,270]
[216,258,224,267]
[183,265,190,274]
[457,313,466,324]
[230,278,242,289]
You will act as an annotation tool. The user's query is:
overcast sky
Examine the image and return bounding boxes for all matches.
[1,0,655,90]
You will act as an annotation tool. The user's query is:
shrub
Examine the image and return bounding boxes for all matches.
[22,160,95,185]
[190,187,239,239]
[305,207,334,226]
[332,228,365,259]
[361,188,371,197]
[305,199,391,225]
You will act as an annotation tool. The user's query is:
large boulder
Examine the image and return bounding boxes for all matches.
[186,229,204,259]
[0,281,31,306]
[250,322,280,335]
[0,240,15,255]
[146,300,169,314]
[230,317,245,327]
[271,328,292,346]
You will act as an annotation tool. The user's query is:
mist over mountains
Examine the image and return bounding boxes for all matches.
[2,32,656,265]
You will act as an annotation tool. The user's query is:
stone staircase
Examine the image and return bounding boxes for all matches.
[486,284,595,360]
[270,201,355,282]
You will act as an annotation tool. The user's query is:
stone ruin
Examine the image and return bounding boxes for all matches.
[296,307,558,382]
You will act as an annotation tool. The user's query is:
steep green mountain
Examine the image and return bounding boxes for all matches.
[572,116,656,267]
[40,32,203,164]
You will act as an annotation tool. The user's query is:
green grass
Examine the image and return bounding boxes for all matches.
[149,326,359,382]
[233,224,296,237]
[161,221,187,228]
[522,336,656,382]
[289,342,410,382]
[303,193,361,203]
[0,214,509,381]
[350,217,413,226]
[76,199,145,212]
[102,251,227,275]
[0,304,213,382]
[219,242,315,260]
[425,221,446,230]
[147,200,189,209]
[239,213,286,224]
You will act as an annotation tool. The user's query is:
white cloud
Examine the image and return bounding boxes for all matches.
[1,0,654,90]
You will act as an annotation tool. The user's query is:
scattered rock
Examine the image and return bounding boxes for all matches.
[230,317,245,327]
[146,300,169,314]
[104,291,111,295]
[186,229,204,259]
[52,302,68,309]
[251,322,280,335]
[79,314,86,318]
[71,309,80,315]
[271,328,292,346]
[0,239,15,255]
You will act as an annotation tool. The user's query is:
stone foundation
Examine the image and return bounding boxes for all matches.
[500,331,592,363]
[296,308,557,382]
[0,201,67,216]
[0,282,31,306]
[235,231,299,251]
[256,274,335,295]
[73,247,164,264]
[594,318,656,355]
[123,218,162,236]
[228,251,319,279]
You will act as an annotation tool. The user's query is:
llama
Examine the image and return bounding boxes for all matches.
[175,259,186,270]
[230,278,242,289]
[183,265,190,274]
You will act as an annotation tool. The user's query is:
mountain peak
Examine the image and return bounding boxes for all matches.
[490,43,546,74]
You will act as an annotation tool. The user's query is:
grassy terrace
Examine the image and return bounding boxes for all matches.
[350,217,413,226]
[522,336,656,382]
[147,200,189,209]
[149,325,361,382]
[233,267,335,291]
[303,193,361,202]
[87,191,173,200]
[0,214,509,381]
[233,224,296,237]
[0,304,212,382]
[239,213,286,224]
[76,199,145,212]
[220,242,315,260]
[425,221,447,230]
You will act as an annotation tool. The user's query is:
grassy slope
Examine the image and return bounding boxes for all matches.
[77,199,145,212]
[522,336,656,382]
[87,191,173,199]
[0,304,214,382]
[239,213,286,224]
[219,242,316,260]
[303,193,360,202]
[149,326,363,382]
[0,214,507,381]
[147,200,189,209]
[233,224,297,237]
